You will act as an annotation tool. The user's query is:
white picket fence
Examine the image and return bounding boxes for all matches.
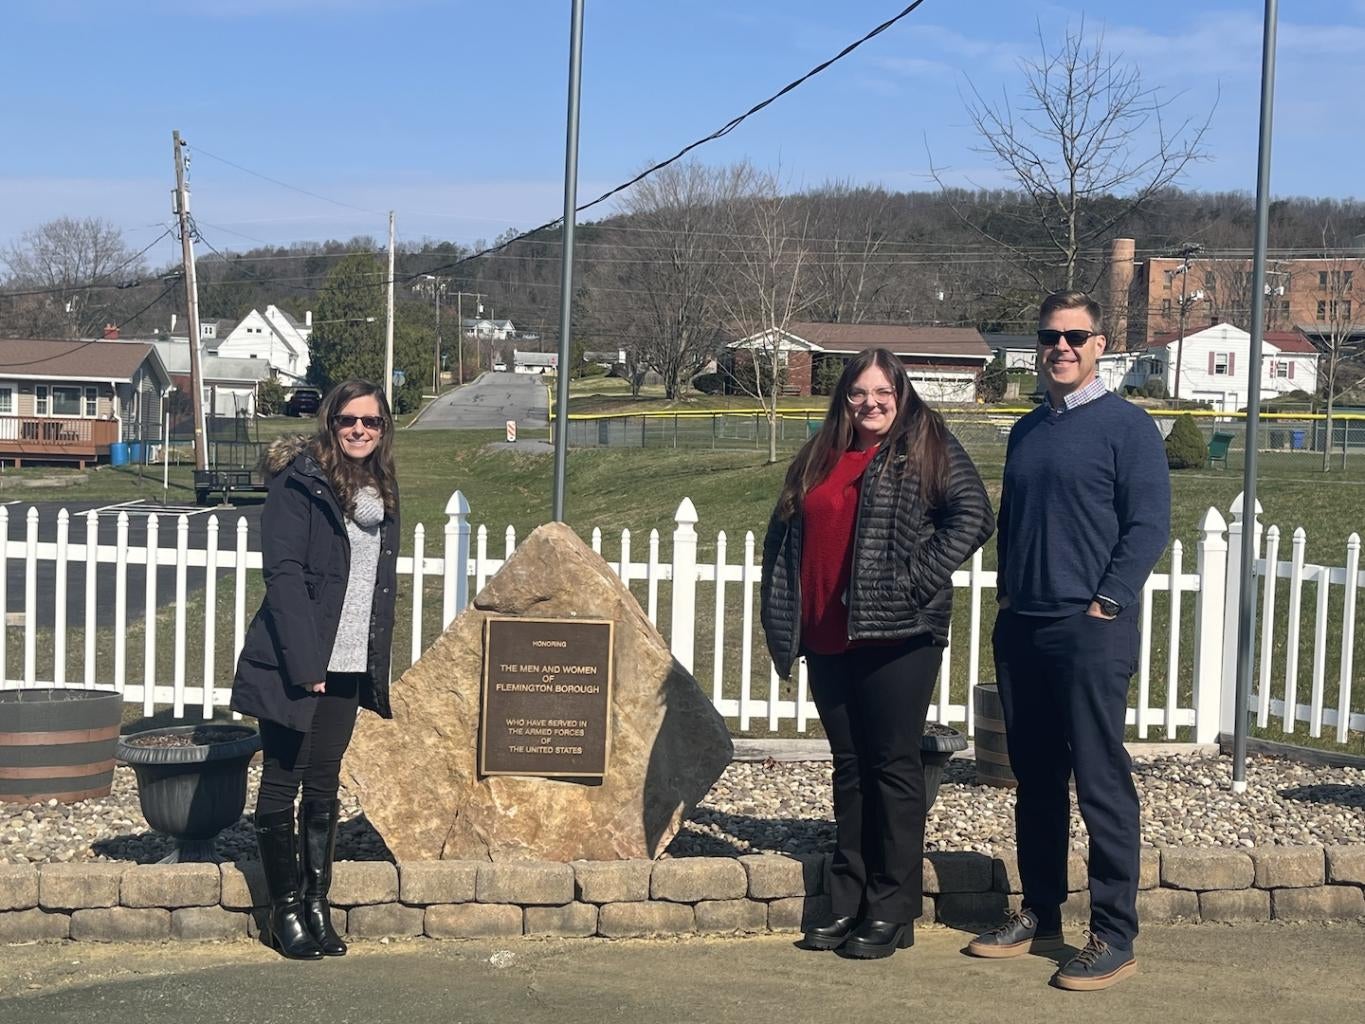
[0,492,1360,747]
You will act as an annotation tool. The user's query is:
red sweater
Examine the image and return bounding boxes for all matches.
[799,444,881,654]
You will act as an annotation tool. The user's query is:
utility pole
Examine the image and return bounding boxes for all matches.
[1172,242,1203,401]
[433,279,442,393]
[172,130,208,471]
[384,211,395,408]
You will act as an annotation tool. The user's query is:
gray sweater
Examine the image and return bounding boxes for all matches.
[328,486,384,672]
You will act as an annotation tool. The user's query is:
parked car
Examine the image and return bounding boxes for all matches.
[284,387,321,417]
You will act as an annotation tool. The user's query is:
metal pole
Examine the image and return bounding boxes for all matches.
[433,279,442,393]
[551,0,585,522]
[1232,0,1279,793]
[384,211,395,408]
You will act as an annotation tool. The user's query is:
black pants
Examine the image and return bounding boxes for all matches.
[255,672,364,816]
[993,608,1141,947]
[806,638,941,923]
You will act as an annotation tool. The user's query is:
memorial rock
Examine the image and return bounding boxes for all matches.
[342,522,733,862]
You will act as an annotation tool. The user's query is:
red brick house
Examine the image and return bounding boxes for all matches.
[726,323,992,403]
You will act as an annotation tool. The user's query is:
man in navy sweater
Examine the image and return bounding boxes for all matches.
[968,290,1170,991]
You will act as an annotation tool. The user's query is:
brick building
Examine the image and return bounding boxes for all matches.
[1105,237,1365,351]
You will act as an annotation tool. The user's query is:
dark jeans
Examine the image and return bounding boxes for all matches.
[255,672,364,816]
[806,638,941,923]
[993,608,1141,947]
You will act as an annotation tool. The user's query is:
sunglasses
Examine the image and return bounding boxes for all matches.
[332,415,385,431]
[1037,329,1099,348]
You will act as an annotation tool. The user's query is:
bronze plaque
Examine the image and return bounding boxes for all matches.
[479,616,615,778]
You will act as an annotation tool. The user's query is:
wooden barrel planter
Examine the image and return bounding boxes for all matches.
[0,688,124,803]
[973,684,1017,789]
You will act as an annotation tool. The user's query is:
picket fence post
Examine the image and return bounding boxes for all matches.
[442,489,471,627]
[1219,493,1262,741]
[670,498,699,673]
[1193,507,1228,743]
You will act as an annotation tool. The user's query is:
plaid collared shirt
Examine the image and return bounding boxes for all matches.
[1049,375,1108,413]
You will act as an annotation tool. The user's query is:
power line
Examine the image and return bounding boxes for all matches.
[0,228,175,299]
[399,1,932,283]
[190,146,381,216]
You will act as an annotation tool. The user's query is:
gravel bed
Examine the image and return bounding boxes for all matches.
[2,752,1362,865]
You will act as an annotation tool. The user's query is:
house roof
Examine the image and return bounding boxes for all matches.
[784,322,992,360]
[1149,324,1319,355]
[983,333,1038,350]
[114,338,271,382]
[0,338,166,382]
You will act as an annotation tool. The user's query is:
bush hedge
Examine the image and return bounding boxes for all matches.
[1165,413,1207,470]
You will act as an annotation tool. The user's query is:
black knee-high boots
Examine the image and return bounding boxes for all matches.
[254,807,323,960]
[299,799,347,956]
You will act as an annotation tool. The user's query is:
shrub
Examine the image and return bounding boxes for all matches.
[256,377,286,416]
[978,354,1008,403]
[813,357,845,395]
[1141,377,1169,399]
[691,372,725,395]
[1165,413,1207,470]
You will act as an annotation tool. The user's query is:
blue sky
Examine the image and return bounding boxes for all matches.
[2,0,1362,262]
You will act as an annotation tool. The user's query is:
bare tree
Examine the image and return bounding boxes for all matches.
[598,163,754,399]
[931,21,1214,313]
[716,171,818,464]
[1,217,143,337]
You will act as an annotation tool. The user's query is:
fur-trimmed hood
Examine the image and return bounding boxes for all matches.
[260,434,314,477]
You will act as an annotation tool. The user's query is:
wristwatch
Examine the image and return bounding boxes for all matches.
[1094,596,1122,618]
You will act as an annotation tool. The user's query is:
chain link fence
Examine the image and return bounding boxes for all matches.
[563,407,1365,476]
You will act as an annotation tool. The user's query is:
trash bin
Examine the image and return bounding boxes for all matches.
[128,441,144,464]
[1290,429,1306,450]
[109,442,129,466]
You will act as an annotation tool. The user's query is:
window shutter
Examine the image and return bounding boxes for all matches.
[1289,361,1295,379]
[1208,353,1215,374]
[1229,353,1236,376]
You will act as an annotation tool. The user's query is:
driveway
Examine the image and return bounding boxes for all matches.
[411,372,549,431]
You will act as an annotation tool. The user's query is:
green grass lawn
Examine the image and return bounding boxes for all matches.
[3,426,1361,752]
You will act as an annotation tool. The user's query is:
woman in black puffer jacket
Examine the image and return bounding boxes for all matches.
[761,347,993,960]
[232,379,400,962]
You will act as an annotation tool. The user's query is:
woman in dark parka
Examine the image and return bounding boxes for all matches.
[761,348,993,959]
[232,379,399,960]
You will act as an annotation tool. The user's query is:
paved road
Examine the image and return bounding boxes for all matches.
[412,372,549,431]
[1,925,1360,1024]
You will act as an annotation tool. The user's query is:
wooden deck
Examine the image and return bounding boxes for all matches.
[0,417,120,467]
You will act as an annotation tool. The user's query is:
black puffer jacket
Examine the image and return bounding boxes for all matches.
[761,431,994,678]
[230,436,400,732]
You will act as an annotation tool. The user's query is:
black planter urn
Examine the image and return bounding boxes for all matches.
[922,723,968,811]
[116,724,261,864]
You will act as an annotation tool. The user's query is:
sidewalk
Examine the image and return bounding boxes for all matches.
[2,924,1360,1024]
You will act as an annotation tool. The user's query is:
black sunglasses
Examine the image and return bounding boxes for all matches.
[332,414,385,430]
[1037,329,1099,348]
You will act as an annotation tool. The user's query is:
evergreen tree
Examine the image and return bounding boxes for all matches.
[978,353,1008,403]
[309,254,385,389]
[1165,413,1207,470]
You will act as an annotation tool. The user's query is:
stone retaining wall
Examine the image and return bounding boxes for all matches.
[2,847,1362,944]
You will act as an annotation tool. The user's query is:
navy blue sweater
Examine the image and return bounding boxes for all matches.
[998,391,1171,616]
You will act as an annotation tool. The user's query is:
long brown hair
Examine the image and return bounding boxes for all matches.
[309,379,399,515]
[776,347,950,521]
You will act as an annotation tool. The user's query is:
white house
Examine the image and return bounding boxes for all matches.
[210,305,313,383]
[463,318,515,341]
[984,333,1039,372]
[1101,323,1319,410]
[513,350,558,374]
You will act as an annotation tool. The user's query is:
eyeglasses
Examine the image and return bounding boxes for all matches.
[1037,329,1099,348]
[845,386,897,406]
[332,415,385,431]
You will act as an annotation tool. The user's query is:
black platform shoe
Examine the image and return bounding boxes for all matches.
[254,808,323,961]
[300,799,348,957]
[802,915,860,951]
[841,919,914,959]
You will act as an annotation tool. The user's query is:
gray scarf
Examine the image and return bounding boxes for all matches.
[352,485,384,528]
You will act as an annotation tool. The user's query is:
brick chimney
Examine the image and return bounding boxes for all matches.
[102,323,120,340]
[1106,238,1136,351]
